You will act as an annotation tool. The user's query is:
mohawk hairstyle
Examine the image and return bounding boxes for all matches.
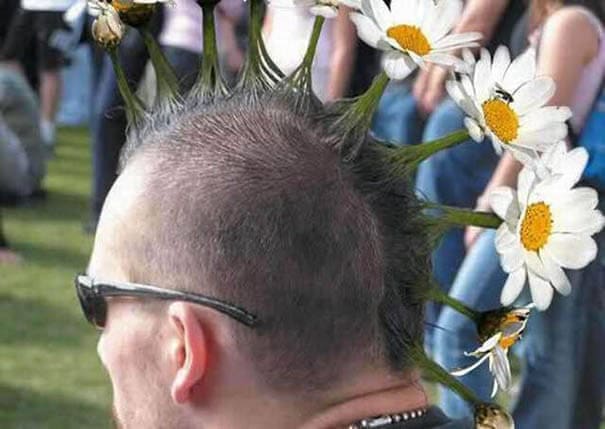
[117,88,432,393]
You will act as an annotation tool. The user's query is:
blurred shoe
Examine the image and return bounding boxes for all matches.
[40,119,56,154]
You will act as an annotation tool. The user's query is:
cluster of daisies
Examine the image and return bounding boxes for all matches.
[303,0,604,399]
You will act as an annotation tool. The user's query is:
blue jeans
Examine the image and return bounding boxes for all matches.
[371,81,424,145]
[415,98,499,347]
[90,29,200,219]
[436,228,605,429]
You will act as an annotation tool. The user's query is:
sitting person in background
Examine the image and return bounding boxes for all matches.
[78,92,475,429]
[0,65,46,202]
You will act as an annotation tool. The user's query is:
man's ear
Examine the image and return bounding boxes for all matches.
[168,302,208,404]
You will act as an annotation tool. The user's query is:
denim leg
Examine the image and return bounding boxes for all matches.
[371,81,425,145]
[162,46,201,93]
[514,229,605,429]
[433,229,506,419]
[91,30,150,219]
[417,99,500,347]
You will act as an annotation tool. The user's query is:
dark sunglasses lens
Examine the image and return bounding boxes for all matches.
[76,281,107,328]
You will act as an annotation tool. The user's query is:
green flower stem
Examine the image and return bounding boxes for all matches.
[424,204,503,229]
[353,71,390,118]
[108,48,146,125]
[284,15,325,93]
[426,286,481,322]
[389,129,470,176]
[195,2,227,97]
[140,26,180,99]
[303,16,325,67]
[410,344,480,406]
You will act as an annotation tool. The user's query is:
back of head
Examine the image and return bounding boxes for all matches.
[118,91,431,394]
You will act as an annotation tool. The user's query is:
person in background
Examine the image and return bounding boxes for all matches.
[434,1,605,427]
[0,65,46,203]
[263,0,357,101]
[0,0,77,149]
[0,210,21,265]
[88,0,203,233]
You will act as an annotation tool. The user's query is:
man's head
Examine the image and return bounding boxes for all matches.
[87,93,431,428]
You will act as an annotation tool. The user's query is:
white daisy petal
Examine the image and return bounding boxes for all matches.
[425,0,462,40]
[550,187,599,212]
[309,4,338,18]
[381,51,416,80]
[491,45,511,84]
[500,269,526,306]
[451,352,491,377]
[545,233,598,270]
[350,12,384,49]
[511,77,555,115]
[464,117,484,142]
[527,269,554,311]
[495,223,519,253]
[552,206,605,235]
[474,49,492,102]
[519,106,572,128]
[553,147,589,190]
[433,32,482,51]
[524,249,549,279]
[489,186,517,220]
[492,347,512,391]
[514,123,568,151]
[390,0,418,25]
[540,248,572,296]
[423,52,466,70]
[368,0,392,30]
[502,47,537,92]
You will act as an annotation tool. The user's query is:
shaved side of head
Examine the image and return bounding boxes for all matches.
[109,92,431,394]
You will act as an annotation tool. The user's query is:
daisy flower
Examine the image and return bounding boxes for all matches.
[349,0,481,80]
[452,304,533,397]
[490,142,605,310]
[446,46,572,165]
[292,0,361,19]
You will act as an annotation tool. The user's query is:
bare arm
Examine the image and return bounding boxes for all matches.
[325,7,357,101]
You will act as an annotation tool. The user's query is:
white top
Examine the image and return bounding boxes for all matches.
[21,0,76,11]
[159,0,204,54]
[263,0,333,101]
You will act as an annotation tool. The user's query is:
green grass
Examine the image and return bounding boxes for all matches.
[1,128,111,428]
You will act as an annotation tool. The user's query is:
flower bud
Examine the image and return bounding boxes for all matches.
[92,5,125,50]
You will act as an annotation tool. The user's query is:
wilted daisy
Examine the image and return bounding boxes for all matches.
[474,403,515,429]
[291,0,360,18]
[452,304,533,397]
[104,0,171,27]
[490,142,605,310]
[349,0,481,79]
[446,46,572,165]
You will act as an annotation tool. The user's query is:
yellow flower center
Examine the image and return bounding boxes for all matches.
[520,202,553,252]
[386,25,431,56]
[482,99,519,143]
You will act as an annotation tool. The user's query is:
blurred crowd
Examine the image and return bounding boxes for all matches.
[0,0,604,427]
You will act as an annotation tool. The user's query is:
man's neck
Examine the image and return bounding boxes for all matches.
[300,373,429,429]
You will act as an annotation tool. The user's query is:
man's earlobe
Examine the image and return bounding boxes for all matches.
[168,302,208,404]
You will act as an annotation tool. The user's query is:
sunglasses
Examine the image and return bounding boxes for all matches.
[74,274,259,329]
